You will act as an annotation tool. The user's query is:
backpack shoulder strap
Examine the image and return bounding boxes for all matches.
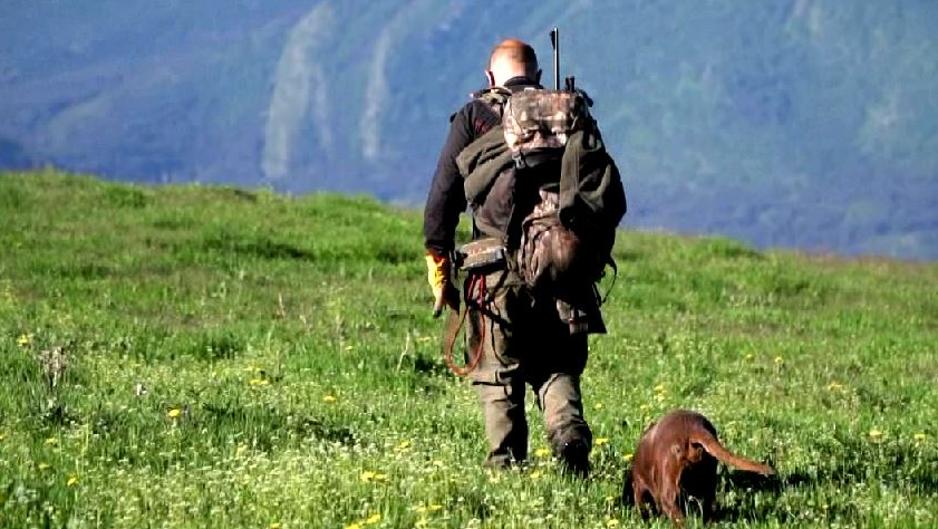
[473,86,512,118]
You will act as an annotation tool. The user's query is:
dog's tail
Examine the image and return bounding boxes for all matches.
[690,428,775,476]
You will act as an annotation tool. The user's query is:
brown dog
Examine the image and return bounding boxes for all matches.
[624,409,774,524]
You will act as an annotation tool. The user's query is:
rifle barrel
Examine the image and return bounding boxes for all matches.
[550,27,560,90]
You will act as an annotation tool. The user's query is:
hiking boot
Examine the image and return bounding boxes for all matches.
[558,438,590,478]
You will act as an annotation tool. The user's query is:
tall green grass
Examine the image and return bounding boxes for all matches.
[1,169,936,528]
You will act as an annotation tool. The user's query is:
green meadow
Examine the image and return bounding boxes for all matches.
[0,170,936,528]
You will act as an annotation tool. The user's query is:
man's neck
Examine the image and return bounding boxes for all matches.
[502,76,537,87]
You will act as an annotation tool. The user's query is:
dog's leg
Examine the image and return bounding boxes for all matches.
[631,478,653,519]
[659,484,685,525]
[701,483,717,523]
[659,459,686,525]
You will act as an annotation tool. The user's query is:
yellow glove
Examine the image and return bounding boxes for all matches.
[426,251,460,318]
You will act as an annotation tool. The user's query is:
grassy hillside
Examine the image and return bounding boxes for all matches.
[0,170,936,528]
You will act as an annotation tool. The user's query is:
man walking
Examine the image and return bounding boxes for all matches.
[423,38,623,475]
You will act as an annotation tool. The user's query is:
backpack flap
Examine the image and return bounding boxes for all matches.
[503,89,590,168]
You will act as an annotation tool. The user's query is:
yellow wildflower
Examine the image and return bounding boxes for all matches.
[323,395,337,403]
[606,518,620,527]
[365,513,381,524]
[827,381,844,391]
[623,452,634,462]
[530,470,543,479]
[167,408,182,419]
[344,523,362,529]
[360,470,388,483]
[594,437,610,447]
[395,440,412,451]
[914,433,926,442]
[427,504,442,512]
[44,437,58,445]
[269,523,282,529]
[593,402,604,410]
[38,462,51,470]
[744,353,754,361]
[868,429,884,440]
[0,433,5,441]
[66,475,79,487]
[534,447,551,458]
[249,378,269,386]
[17,333,32,347]
[774,356,784,365]
[653,384,666,393]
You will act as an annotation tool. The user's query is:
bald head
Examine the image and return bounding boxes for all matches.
[486,38,540,87]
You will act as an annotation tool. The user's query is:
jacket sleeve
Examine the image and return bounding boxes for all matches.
[423,108,474,255]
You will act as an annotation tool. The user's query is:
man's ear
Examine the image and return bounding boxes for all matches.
[485,70,496,88]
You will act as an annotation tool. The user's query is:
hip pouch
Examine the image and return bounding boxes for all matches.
[455,238,507,273]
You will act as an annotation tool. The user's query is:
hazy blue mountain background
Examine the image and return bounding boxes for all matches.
[2,0,937,259]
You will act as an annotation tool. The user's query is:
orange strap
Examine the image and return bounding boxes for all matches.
[443,274,487,376]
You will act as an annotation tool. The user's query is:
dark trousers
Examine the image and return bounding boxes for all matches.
[465,269,592,468]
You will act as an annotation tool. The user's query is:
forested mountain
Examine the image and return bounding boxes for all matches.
[2,1,936,258]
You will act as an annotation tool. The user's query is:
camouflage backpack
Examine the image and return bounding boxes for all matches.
[505,89,613,291]
[459,86,625,294]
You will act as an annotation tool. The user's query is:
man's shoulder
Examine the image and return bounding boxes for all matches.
[450,82,535,121]
[447,96,503,139]
[449,99,476,123]
[450,96,498,123]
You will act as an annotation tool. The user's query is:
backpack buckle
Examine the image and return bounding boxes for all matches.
[512,152,527,169]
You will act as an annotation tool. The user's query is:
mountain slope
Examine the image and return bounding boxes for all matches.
[1,1,937,258]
